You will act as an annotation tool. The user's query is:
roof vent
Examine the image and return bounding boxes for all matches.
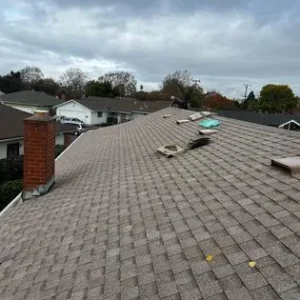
[188,137,210,149]
[157,144,185,158]
[271,157,300,176]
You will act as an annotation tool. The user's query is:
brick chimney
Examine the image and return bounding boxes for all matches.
[22,110,55,200]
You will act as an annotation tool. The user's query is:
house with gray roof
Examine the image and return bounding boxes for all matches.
[1,107,300,299]
[218,110,300,130]
[0,104,76,159]
[0,90,63,114]
[54,97,170,125]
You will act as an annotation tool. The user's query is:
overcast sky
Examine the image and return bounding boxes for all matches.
[1,0,300,98]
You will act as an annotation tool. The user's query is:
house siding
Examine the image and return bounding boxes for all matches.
[91,111,108,125]
[55,133,65,146]
[0,134,65,159]
[0,143,6,159]
[56,101,93,125]
[0,139,24,160]
[55,100,153,126]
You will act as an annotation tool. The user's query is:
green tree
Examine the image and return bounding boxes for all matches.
[85,80,118,97]
[241,91,257,110]
[186,86,204,108]
[0,71,23,93]
[32,78,60,96]
[161,70,204,107]
[258,84,297,113]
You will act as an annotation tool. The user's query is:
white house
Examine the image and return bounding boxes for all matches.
[279,120,300,130]
[0,104,77,160]
[0,91,63,114]
[55,100,107,125]
[54,97,170,125]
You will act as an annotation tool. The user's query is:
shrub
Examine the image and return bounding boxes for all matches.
[0,156,23,184]
[55,145,65,158]
[0,180,23,212]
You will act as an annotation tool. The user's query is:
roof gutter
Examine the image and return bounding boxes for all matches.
[98,110,149,114]
[53,99,74,108]
[0,129,75,142]
[0,137,23,142]
[2,101,51,107]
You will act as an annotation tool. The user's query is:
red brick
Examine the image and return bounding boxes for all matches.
[23,114,55,193]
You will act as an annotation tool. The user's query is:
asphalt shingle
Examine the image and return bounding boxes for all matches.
[1,107,300,299]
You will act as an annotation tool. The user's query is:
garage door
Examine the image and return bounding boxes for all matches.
[59,109,87,122]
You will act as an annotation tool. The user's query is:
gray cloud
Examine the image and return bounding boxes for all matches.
[1,0,300,98]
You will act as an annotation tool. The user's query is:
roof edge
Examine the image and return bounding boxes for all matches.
[53,99,77,108]
[0,137,23,142]
[2,101,51,107]
[0,130,86,219]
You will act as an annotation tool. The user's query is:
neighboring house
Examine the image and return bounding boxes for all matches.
[218,110,300,130]
[4,107,300,298]
[0,104,76,159]
[54,97,170,125]
[0,90,63,114]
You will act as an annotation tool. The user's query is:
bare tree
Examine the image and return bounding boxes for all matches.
[161,70,193,98]
[59,68,87,98]
[20,66,44,85]
[98,71,137,97]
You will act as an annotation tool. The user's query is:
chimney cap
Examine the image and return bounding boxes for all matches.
[26,109,52,122]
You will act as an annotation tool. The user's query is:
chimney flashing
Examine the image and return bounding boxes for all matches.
[22,176,55,200]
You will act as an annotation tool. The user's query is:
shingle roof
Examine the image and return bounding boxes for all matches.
[0,91,63,107]
[2,107,300,299]
[74,97,170,113]
[0,104,77,140]
[218,110,300,127]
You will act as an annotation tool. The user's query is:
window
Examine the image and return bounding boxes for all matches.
[97,112,103,118]
[7,143,19,158]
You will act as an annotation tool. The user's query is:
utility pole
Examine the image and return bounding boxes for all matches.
[192,79,202,110]
[244,84,251,101]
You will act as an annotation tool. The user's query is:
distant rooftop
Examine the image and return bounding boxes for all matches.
[218,110,300,128]
[0,91,63,107]
[55,97,171,114]
[1,108,300,299]
[0,104,76,140]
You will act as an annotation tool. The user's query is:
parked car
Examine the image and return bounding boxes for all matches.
[54,115,66,122]
[60,117,84,124]
[75,123,89,135]
[63,121,88,135]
